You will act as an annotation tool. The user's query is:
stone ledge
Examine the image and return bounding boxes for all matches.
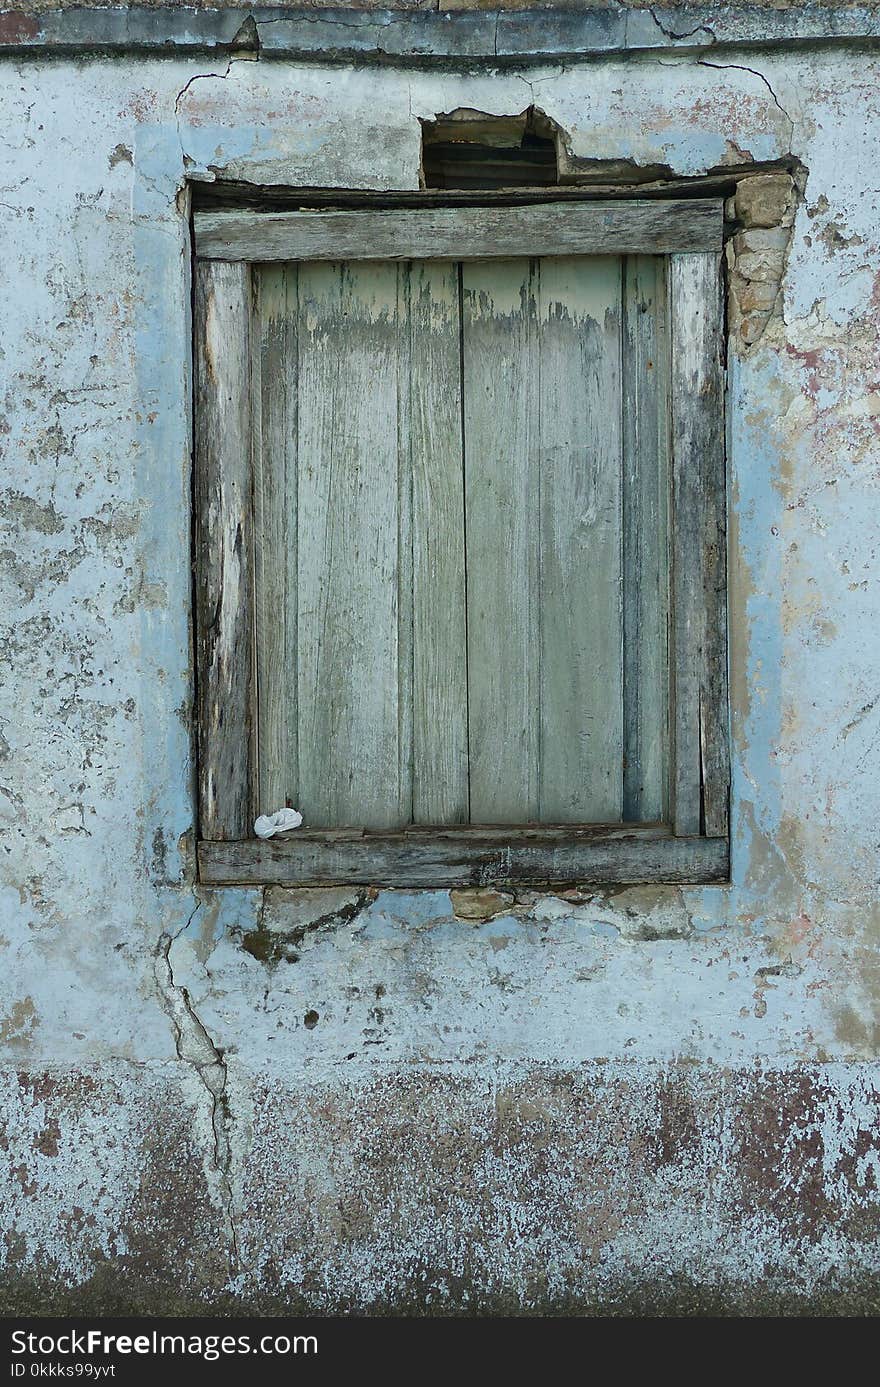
[2,5,880,62]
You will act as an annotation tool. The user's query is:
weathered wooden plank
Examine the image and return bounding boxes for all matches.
[400,823,667,840]
[194,200,723,262]
[395,264,414,827]
[194,259,255,840]
[538,256,623,821]
[669,252,724,835]
[295,261,403,829]
[698,269,730,838]
[622,255,670,822]
[198,829,729,887]
[462,258,540,823]
[409,262,469,823]
[253,264,298,816]
[194,182,756,213]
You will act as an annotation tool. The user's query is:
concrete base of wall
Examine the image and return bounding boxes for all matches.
[3,1062,878,1315]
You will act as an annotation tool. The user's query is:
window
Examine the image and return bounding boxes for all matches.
[193,198,729,887]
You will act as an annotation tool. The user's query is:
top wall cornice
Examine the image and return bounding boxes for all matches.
[2,4,880,63]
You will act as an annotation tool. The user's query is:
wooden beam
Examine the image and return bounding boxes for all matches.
[194,200,723,263]
[669,252,726,836]
[198,826,729,887]
[622,254,670,822]
[194,260,256,839]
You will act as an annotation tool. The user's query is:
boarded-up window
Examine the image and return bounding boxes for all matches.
[252,256,668,830]
[193,201,729,887]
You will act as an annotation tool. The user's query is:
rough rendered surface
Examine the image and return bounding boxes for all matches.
[12,1,871,10]
[2,10,880,1313]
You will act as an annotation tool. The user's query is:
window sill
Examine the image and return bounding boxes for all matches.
[197,824,728,888]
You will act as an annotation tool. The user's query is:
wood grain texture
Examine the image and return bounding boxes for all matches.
[201,238,727,853]
[194,259,255,840]
[409,262,469,823]
[538,255,623,822]
[462,258,540,823]
[253,264,298,815]
[698,269,730,838]
[669,252,724,836]
[395,264,414,828]
[252,259,472,830]
[194,200,723,263]
[198,828,729,887]
[622,255,670,822]
[295,261,403,829]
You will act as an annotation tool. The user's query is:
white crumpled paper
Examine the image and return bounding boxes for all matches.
[254,808,303,839]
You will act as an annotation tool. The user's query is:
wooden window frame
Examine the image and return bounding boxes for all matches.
[192,198,730,888]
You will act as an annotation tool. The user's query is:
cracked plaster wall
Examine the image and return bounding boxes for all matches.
[2,39,880,1312]
[13,2,865,10]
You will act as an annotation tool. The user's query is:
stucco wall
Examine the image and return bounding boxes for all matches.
[2,15,880,1313]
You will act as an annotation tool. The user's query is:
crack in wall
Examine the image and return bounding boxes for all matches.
[154,902,239,1275]
[174,34,261,157]
[175,62,234,118]
[698,59,795,153]
[648,6,716,46]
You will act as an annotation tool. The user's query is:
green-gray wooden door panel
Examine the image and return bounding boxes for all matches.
[252,255,668,828]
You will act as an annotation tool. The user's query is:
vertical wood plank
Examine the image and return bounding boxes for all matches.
[295,261,402,829]
[622,255,670,822]
[699,267,730,838]
[538,256,624,823]
[253,264,298,816]
[410,261,469,824]
[194,259,255,839]
[669,252,725,835]
[396,264,414,827]
[462,259,540,824]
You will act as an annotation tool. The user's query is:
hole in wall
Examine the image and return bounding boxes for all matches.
[420,107,562,189]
